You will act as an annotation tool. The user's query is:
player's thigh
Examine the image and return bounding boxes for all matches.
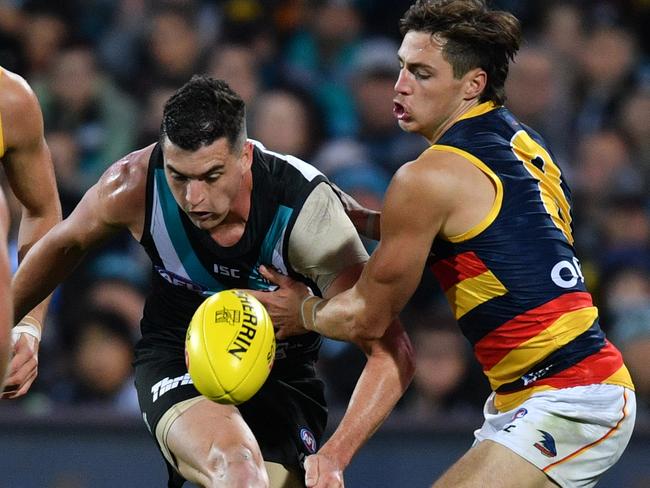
[433,440,558,488]
[166,397,268,486]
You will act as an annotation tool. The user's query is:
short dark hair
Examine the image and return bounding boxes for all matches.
[161,75,246,152]
[400,0,521,105]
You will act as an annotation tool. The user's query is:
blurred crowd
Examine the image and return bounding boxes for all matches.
[0,0,649,426]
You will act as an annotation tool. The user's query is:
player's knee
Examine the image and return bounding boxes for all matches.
[205,443,269,488]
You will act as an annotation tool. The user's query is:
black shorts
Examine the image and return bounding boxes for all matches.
[134,338,328,485]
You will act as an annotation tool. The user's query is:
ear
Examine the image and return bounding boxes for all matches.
[240,140,254,171]
[463,68,487,101]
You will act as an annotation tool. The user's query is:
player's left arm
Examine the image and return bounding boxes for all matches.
[307,267,415,487]
[268,183,415,486]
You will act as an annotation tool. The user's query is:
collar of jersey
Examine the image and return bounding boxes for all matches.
[455,101,499,123]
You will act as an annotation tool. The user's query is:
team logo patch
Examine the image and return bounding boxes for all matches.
[300,427,317,454]
[534,430,557,457]
[512,408,528,420]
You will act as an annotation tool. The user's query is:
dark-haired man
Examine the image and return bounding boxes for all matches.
[12,75,414,488]
[249,1,636,487]
[0,67,61,398]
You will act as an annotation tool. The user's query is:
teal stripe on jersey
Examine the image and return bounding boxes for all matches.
[249,205,292,290]
[155,169,225,292]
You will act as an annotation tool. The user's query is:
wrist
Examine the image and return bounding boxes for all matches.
[12,315,42,342]
[300,296,325,332]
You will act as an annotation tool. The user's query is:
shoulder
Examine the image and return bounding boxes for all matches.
[389,148,468,206]
[96,144,154,226]
[0,69,44,149]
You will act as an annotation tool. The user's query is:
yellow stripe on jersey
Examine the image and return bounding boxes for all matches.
[446,270,507,319]
[486,306,598,390]
[456,101,498,122]
[428,144,504,243]
[604,364,634,389]
[495,385,555,412]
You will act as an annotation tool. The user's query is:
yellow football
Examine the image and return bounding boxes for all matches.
[185,289,275,404]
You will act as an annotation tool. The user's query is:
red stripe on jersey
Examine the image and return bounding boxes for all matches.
[533,341,625,389]
[430,251,490,292]
[475,291,593,370]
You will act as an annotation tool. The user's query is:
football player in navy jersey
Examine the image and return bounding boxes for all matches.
[11,75,415,487]
[250,1,636,487]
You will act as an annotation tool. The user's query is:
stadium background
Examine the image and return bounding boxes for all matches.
[0,0,649,486]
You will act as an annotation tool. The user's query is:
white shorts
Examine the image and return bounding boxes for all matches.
[474,385,636,488]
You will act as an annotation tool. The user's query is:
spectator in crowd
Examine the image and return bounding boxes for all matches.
[350,38,428,175]
[34,45,138,191]
[602,267,650,410]
[248,87,324,161]
[281,0,364,137]
[46,307,138,414]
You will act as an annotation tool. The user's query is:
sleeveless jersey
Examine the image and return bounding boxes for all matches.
[428,102,633,411]
[138,140,327,365]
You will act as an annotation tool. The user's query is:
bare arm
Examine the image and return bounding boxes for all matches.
[309,265,415,486]
[311,157,449,342]
[251,183,415,486]
[0,190,11,388]
[12,150,148,321]
[4,149,147,397]
[1,69,62,325]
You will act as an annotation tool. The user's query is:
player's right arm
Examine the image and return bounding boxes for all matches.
[12,147,150,332]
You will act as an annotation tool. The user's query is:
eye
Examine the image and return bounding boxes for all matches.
[414,71,431,80]
[205,173,222,183]
[171,173,188,182]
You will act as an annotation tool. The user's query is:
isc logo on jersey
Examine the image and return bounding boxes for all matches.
[185,289,276,404]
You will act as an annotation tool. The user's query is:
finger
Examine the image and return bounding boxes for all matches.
[305,455,319,487]
[3,369,37,399]
[258,265,289,286]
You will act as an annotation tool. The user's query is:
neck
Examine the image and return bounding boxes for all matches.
[426,99,480,145]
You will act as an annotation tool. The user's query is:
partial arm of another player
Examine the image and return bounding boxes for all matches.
[0,190,12,389]
[0,71,62,396]
[330,183,381,241]
[8,153,145,396]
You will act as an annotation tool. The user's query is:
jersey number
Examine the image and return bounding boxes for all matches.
[511,130,574,245]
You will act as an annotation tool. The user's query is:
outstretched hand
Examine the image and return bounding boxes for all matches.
[305,453,345,488]
[246,266,312,340]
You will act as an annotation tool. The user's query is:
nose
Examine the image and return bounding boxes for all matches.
[394,68,412,95]
[185,180,206,207]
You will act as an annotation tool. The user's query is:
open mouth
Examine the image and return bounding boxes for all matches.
[393,101,410,121]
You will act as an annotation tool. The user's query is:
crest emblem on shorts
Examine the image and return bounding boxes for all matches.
[300,427,317,454]
[512,408,528,420]
[534,430,557,457]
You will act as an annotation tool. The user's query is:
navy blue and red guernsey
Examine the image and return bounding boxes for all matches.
[428,102,633,411]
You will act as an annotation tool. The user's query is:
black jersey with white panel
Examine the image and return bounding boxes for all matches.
[137,140,327,366]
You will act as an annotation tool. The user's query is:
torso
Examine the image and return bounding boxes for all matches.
[428,102,633,411]
[137,140,328,366]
